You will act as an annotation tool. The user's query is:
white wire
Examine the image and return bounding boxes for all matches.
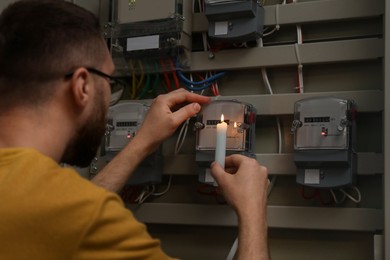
[330,189,346,204]
[261,68,273,95]
[153,175,173,196]
[135,185,156,204]
[294,0,304,94]
[297,25,303,44]
[330,186,362,204]
[340,186,362,203]
[226,238,238,260]
[275,4,281,31]
[294,43,304,93]
[294,43,302,66]
[174,119,190,155]
[263,27,278,37]
[262,1,284,38]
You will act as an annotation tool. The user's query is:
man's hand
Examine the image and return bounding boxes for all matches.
[210,155,269,260]
[210,154,268,216]
[134,88,210,153]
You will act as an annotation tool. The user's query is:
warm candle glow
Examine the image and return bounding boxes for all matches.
[234,122,237,128]
[221,114,224,122]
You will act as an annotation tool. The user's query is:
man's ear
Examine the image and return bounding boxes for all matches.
[68,67,93,108]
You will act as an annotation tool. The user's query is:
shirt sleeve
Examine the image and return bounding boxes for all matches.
[74,191,175,260]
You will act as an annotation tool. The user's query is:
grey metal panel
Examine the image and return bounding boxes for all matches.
[267,206,383,231]
[129,203,383,231]
[261,153,384,175]
[213,90,383,115]
[264,0,384,26]
[163,152,383,176]
[133,90,384,115]
[190,38,383,71]
[192,0,384,32]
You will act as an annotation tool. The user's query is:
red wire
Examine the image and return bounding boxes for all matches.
[197,184,226,204]
[160,59,172,92]
[194,72,218,96]
[300,186,333,205]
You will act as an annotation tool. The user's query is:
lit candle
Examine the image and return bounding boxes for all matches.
[215,114,227,169]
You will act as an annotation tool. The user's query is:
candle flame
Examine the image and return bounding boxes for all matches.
[221,114,224,122]
[234,122,237,128]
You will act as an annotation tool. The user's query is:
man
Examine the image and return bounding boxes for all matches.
[0,0,269,259]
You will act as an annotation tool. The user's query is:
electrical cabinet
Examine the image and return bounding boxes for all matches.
[96,0,387,259]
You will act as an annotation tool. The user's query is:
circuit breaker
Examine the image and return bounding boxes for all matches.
[90,102,163,185]
[205,0,264,43]
[195,100,257,185]
[291,97,357,188]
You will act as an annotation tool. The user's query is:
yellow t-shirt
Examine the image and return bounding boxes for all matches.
[0,148,173,260]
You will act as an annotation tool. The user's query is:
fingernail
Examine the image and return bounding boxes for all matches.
[193,103,201,111]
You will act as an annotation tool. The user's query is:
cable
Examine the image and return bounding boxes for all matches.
[152,175,173,197]
[226,238,238,260]
[178,71,226,91]
[129,60,145,99]
[137,72,151,99]
[175,119,190,155]
[340,186,362,203]
[330,186,361,204]
[160,59,172,92]
[135,185,155,204]
[151,73,160,95]
[210,72,219,96]
[275,4,281,32]
[168,58,180,89]
[177,70,226,86]
[293,0,304,94]
[330,188,346,204]
[262,2,283,38]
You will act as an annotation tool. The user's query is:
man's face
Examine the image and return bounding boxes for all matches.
[61,86,107,168]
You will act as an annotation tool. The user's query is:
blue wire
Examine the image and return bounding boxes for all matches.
[183,82,213,91]
[176,70,226,86]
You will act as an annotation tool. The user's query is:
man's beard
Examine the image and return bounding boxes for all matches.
[61,96,107,168]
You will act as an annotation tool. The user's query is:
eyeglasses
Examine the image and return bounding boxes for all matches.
[65,67,125,106]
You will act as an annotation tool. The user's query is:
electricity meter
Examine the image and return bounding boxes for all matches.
[104,102,149,152]
[291,97,357,188]
[90,102,162,185]
[205,0,264,43]
[195,100,257,184]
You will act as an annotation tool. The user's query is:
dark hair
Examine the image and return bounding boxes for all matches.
[0,0,108,110]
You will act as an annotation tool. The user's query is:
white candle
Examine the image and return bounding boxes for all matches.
[215,114,227,169]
